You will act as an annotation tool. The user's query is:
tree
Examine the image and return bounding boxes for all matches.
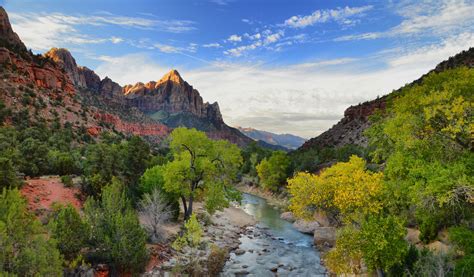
[256,150,291,192]
[18,137,49,176]
[325,215,407,276]
[83,179,148,274]
[139,189,172,243]
[48,204,88,262]
[287,155,383,222]
[121,135,150,187]
[161,128,242,220]
[0,188,63,276]
[172,213,203,250]
[0,158,19,190]
[140,165,180,220]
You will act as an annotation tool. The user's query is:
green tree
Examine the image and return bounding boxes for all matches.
[48,204,88,262]
[83,178,148,274]
[121,136,150,187]
[162,128,242,220]
[0,158,19,190]
[256,150,291,191]
[140,165,179,220]
[18,138,49,176]
[0,188,63,276]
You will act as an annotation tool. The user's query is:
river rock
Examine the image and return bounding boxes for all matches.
[234,249,246,255]
[280,211,295,222]
[313,227,336,248]
[293,219,320,234]
[313,210,331,227]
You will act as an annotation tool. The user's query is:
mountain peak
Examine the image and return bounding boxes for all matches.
[44,47,87,87]
[158,69,184,86]
[0,7,26,52]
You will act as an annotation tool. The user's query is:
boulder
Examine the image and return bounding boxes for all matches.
[313,210,331,227]
[293,219,320,234]
[280,211,295,222]
[313,227,336,248]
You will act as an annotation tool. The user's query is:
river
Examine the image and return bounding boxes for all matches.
[222,193,327,276]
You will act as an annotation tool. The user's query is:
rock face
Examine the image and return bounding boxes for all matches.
[299,47,474,153]
[0,7,26,51]
[45,48,87,87]
[124,69,223,123]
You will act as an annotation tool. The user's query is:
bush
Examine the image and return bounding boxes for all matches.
[0,188,63,275]
[84,179,148,274]
[207,244,228,275]
[60,175,73,187]
[449,226,474,276]
[48,204,87,261]
[172,213,203,251]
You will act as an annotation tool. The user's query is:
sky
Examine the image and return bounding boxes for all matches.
[2,0,474,138]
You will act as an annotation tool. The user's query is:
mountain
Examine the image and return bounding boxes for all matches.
[0,7,251,146]
[298,47,474,152]
[238,127,306,150]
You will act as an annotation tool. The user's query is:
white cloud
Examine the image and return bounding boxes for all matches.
[110,36,124,44]
[227,34,242,42]
[284,5,373,28]
[335,0,474,41]
[153,43,180,53]
[93,34,472,137]
[225,30,284,56]
[9,12,195,51]
[209,0,234,5]
[203,43,222,48]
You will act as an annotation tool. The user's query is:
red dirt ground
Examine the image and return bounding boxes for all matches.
[20,176,83,212]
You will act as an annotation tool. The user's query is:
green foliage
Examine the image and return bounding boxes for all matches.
[256,150,291,192]
[18,138,48,176]
[367,67,474,239]
[0,189,63,276]
[83,179,148,274]
[140,165,180,220]
[47,150,78,176]
[162,128,242,219]
[0,158,19,190]
[48,204,87,261]
[358,215,408,273]
[240,141,272,176]
[172,213,203,250]
[60,175,73,187]
[449,226,474,276]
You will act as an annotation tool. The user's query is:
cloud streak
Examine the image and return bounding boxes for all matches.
[284,5,373,28]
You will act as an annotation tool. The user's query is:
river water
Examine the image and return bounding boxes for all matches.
[222,193,327,276]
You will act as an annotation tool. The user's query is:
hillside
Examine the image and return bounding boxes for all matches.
[0,7,251,146]
[238,127,306,150]
[299,47,474,152]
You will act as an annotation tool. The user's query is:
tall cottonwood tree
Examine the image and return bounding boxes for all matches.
[162,128,242,220]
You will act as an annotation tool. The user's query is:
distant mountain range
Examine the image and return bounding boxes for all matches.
[238,127,307,150]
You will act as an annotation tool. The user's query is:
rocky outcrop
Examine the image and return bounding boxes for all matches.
[300,97,386,150]
[124,70,223,122]
[78,66,101,91]
[238,127,306,149]
[0,47,75,93]
[45,48,87,87]
[293,220,320,234]
[313,227,336,250]
[0,7,26,52]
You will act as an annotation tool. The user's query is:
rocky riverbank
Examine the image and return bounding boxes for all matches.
[144,202,256,275]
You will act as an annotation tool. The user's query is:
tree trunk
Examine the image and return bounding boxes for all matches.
[185,194,194,221]
[181,196,188,219]
[376,268,385,277]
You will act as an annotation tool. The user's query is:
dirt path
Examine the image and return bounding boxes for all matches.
[20,176,83,213]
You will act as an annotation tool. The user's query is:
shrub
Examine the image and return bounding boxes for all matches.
[48,204,87,261]
[206,244,228,276]
[60,175,73,187]
[172,213,203,251]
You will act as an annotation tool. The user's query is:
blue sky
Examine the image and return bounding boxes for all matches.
[2,0,474,137]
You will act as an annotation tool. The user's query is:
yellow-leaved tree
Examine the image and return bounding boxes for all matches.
[287,155,383,222]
